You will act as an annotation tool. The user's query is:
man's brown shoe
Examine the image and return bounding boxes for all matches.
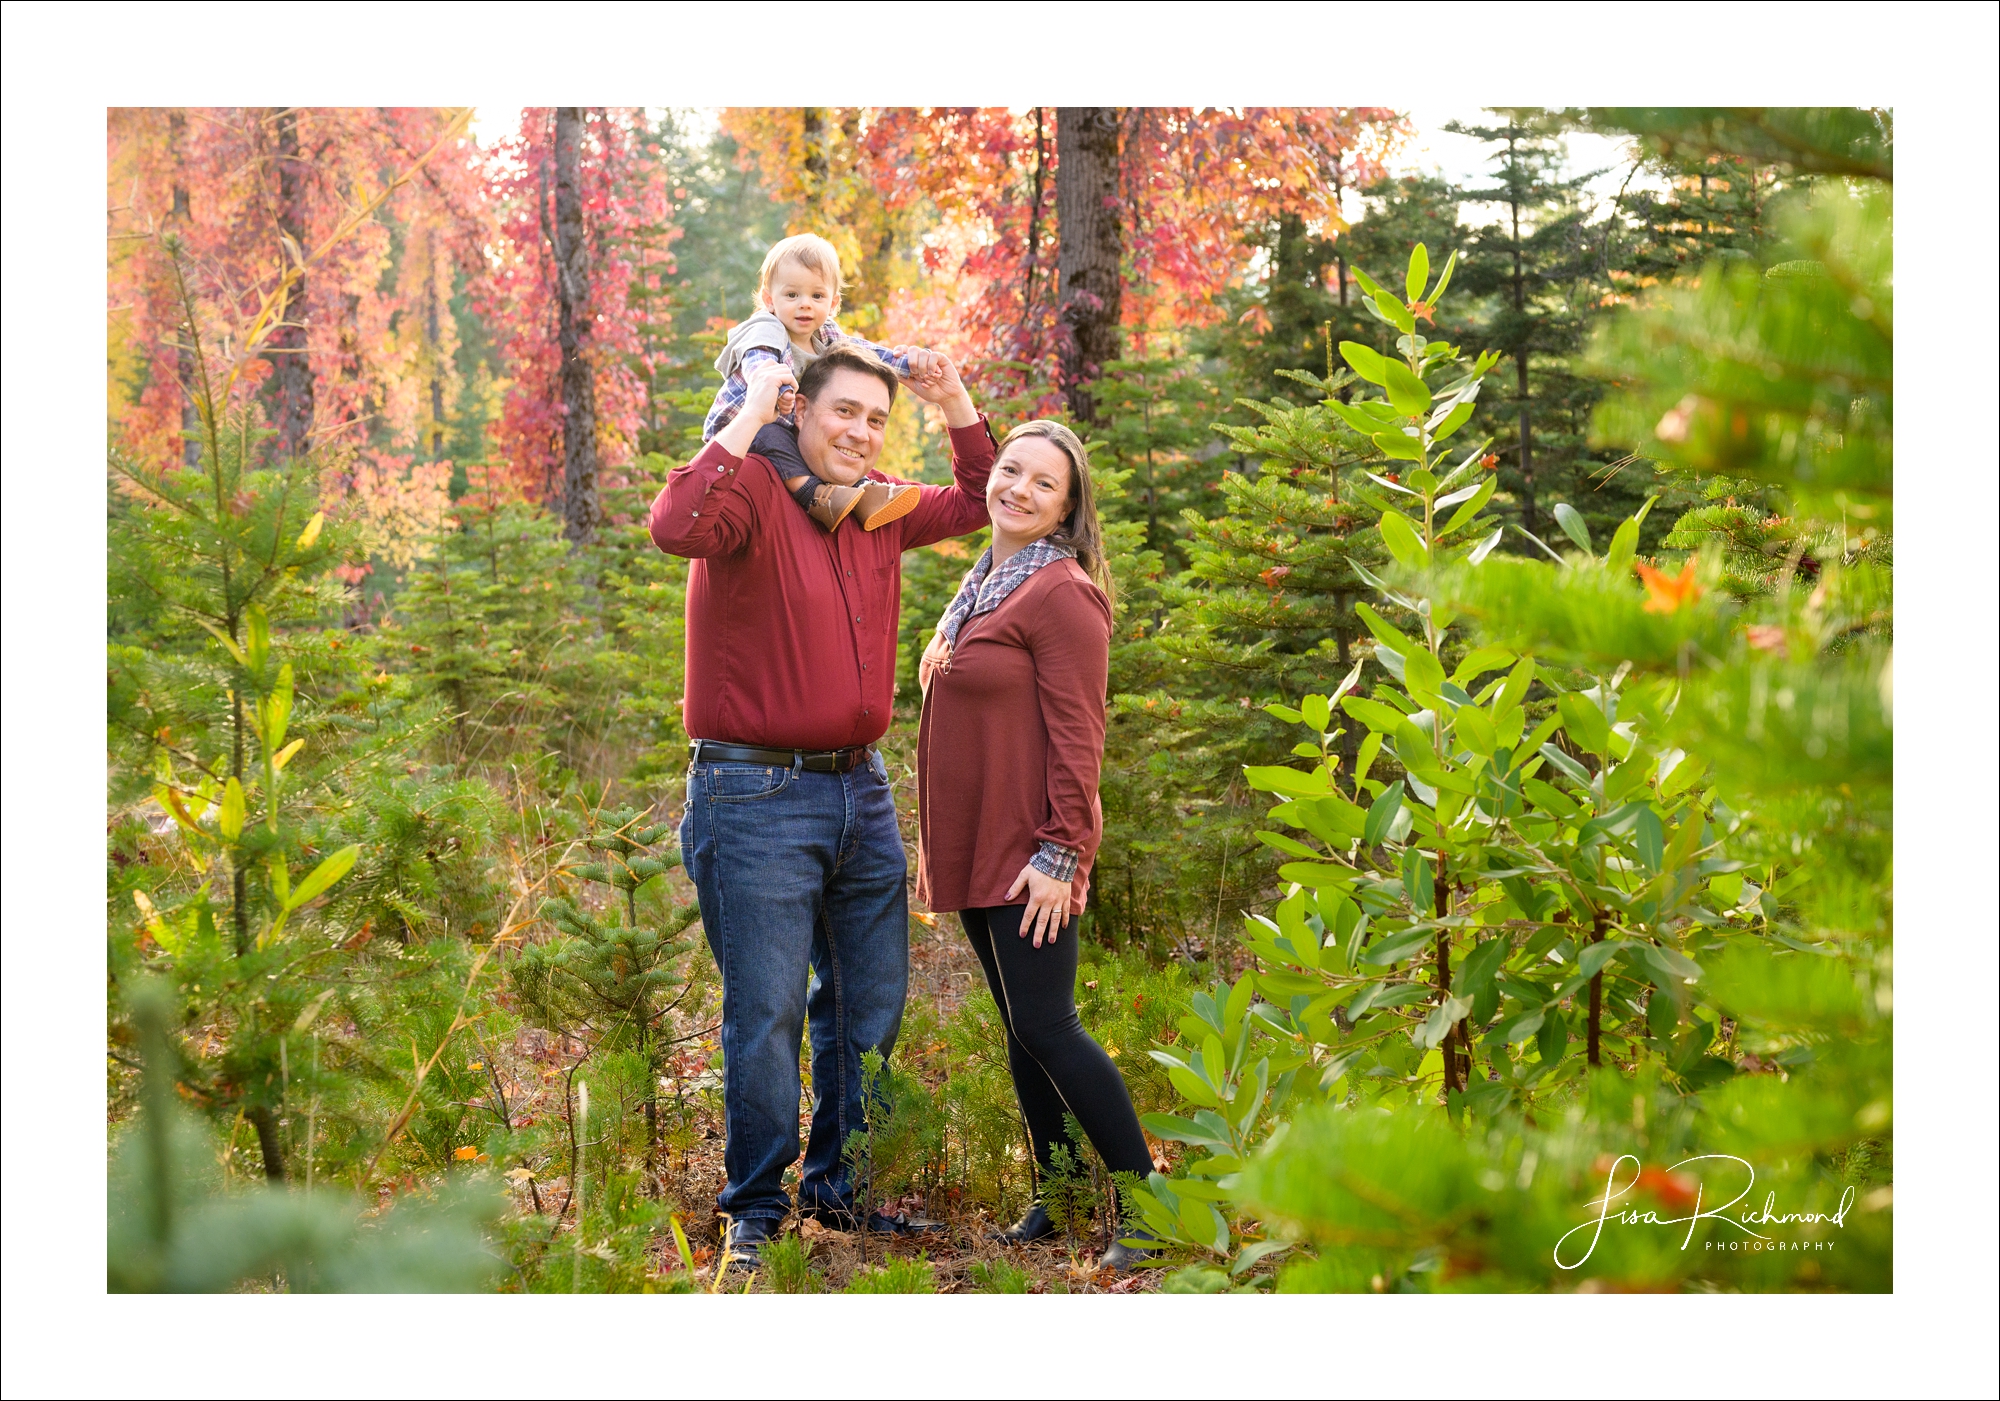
[855,480,921,531]
[806,482,866,533]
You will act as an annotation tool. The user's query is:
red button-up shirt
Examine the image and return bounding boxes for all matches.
[648,418,997,751]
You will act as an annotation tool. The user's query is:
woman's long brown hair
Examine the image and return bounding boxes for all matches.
[997,419,1116,609]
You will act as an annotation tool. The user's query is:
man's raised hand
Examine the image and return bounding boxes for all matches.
[744,360,798,425]
[898,349,977,429]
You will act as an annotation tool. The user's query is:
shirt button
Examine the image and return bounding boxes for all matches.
[854,615,862,623]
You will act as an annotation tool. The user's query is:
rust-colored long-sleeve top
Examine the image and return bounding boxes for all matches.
[648,418,997,751]
[916,559,1112,916]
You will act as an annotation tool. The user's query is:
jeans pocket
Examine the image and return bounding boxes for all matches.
[704,763,792,803]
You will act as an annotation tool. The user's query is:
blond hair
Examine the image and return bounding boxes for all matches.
[758,233,844,312]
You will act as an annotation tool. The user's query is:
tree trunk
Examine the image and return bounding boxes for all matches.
[1434,861,1460,1096]
[1020,107,1048,347]
[426,232,445,462]
[551,108,600,545]
[1509,161,1537,536]
[167,112,201,468]
[1586,913,1606,1067]
[265,107,314,462]
[248,1103,287,1182]
[1054,107,1123,425]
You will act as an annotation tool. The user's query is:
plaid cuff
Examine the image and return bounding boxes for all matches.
[1030,841,1080,882]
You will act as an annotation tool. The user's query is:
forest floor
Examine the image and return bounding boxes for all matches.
[484,867,1161,1294]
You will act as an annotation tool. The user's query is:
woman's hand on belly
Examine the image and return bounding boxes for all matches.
[1005,862,1074,947]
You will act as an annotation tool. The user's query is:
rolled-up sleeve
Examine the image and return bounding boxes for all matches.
[1029,575,1112,863]
[650,439,757,558]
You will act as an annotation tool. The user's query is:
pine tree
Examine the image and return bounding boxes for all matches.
[1443,112,1643,546]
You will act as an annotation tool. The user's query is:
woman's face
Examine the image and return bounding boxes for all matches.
[987,436,1073,549]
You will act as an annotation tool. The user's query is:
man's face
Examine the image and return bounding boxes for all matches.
[796,369,892,485]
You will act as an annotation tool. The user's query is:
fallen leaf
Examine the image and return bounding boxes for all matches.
[452,1145,479,1161]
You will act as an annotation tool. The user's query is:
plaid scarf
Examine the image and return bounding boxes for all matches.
[935,536,1076,652]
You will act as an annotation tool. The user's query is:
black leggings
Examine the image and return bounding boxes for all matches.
[959,905,1155,1187]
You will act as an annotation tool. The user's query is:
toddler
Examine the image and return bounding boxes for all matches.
[706,233,920,532]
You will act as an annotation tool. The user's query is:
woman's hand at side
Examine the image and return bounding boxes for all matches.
[917,632,950,696]
[1005,862,1073,948]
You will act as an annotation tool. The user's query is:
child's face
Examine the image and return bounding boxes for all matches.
[763,258,836,341]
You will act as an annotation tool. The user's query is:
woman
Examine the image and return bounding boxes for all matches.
[915,420,1156,1271]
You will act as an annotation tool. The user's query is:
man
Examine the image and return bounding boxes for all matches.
[648,344,992,1263]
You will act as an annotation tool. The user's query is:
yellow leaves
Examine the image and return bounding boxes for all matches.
[1636,559,1704,614]
[295,511,324,549]
[273,738,306,770]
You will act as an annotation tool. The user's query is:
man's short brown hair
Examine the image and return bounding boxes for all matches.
[798,344,898,410]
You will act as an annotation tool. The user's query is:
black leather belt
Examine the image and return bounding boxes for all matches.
[689,739,874,773]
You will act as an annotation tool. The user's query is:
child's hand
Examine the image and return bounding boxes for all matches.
[900,350,966,405]
[743,361,798,425]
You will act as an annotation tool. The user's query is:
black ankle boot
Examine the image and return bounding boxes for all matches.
[991,1201,1059,1244]
[1099,1225,1159,1274]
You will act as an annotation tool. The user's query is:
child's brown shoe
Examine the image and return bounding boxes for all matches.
[855,480,921,531]
[806,482,866,533]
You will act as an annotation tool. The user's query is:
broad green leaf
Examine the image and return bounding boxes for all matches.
[1576,939,1626,980]
[1279,861,1356,890]
[1403,648,1447,705]
[1452,647,1516,686]
[1342,697,1408,735]
[1405,243,1430,302]
[1301,693,1331,733]
[1401,846,1434,911]
[1363,782,1407,846]
[1552,502,1593,554]
[1395,718,1441,781]
[1558,693,1613,758]
[268,663,295,752]
[1486,1009,1545,1046]
[286,844,361,911]
[1605,515,1641,574]
[1455,706,1496,757]
[1339,340,1390,386]
[1363,470,1419,497]
[246,606,272,677]
[1496,656,1537,714]
[1330,400,1391,436]
[1379,511,1429,570]
[1427,250,1458,305]
[1371,429,1424,462]
[193,617,248,668]
[1456,937,1511,997]
[1360,925,1436,966]
[1383,360,1431,417]
[1440,477,1498,537]
[219,778,246,842]
[1370,293,1416,336]
[1243,764,1331,797]
[1430,399,1476,443]
[1257,831,1321,860]
[1354,731,1384,787]
[1168,1065,1221,1109]
[1349,265,1385,299]
[1353,601,1418,654]
[1632,806,1666,874]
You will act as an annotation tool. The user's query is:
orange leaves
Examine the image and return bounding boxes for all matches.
[1480,454,1500,471]
[1636,559,1703,614]
[452,1145,490,1163]
[1259,565,1292,589]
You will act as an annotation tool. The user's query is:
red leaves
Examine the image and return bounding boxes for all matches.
[1259,565,1292,588]
[1481,454,1500,471]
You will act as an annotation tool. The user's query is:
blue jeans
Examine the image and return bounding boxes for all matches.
[679,751,908,1225]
